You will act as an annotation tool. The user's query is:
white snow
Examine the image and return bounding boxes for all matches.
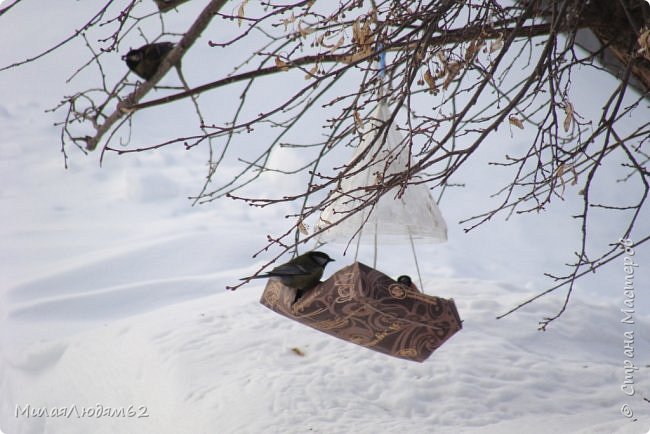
[1,2,650,433]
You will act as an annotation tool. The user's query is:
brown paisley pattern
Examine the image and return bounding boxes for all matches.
[260,262,462,362]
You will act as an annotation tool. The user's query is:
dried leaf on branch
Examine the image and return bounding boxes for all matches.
[423,68,437,93]
[508,115,524,129]
[237,0,248,27]
[274,56,290,71]
[563,102,574,132]
[638,28,650,60]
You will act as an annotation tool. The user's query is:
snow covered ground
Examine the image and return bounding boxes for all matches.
[2,2,650,433]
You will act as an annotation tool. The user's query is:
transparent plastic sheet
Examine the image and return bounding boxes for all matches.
[317,102,447,245]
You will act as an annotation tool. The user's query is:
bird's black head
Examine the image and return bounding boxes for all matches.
[309,251,335,267]
[122,48,143,68]
[397,275,412,286]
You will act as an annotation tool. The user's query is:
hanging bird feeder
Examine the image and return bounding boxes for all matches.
[260,262,461,362]
[260,55,461,360]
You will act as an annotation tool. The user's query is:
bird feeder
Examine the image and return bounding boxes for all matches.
[260,262,462,362]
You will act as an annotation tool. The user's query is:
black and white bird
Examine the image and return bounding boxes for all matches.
[242,251,335,299]
[122,42,175,81]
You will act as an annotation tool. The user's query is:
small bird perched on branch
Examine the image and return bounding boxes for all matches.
[122,42,175,81]
[242,251,335,300]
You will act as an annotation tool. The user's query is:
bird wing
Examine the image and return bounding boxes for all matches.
[145,42,174,62]
[267,263,310,276]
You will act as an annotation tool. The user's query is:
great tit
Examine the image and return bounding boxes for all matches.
[242,251,335,299]
[122,42,175,81]
[397,275,420,292]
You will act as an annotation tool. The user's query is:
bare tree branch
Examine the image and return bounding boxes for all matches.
[88,0,229,151]
[4,0,648,328]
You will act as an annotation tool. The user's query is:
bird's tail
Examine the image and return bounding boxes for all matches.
[240,274,268,281]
